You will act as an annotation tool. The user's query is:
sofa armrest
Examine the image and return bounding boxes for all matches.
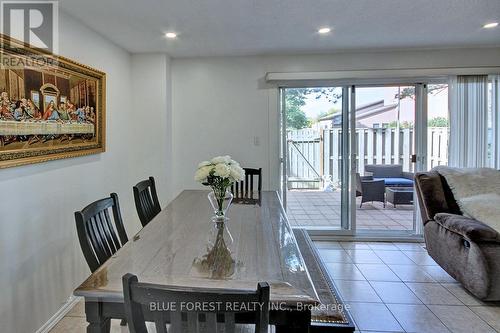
[402,171,414,180]
[434,213,500,243]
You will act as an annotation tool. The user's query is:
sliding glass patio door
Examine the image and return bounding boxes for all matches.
[280,82,444,236]
[280,86,354,233]
[353,85,417,233]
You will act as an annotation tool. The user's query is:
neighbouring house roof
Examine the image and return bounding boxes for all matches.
[318,100,398,126]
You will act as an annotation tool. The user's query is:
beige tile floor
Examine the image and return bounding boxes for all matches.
[287,190,414,230]
[316,241,500,333]
[50,241,500,333]
[50,300,270,332]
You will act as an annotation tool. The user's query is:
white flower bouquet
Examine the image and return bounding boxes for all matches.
[195,155,245,218]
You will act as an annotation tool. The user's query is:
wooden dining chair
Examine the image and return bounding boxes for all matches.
[231,167,262,199]
[122,273,270,333]
[75,193,129,273]
[133,176,161,227]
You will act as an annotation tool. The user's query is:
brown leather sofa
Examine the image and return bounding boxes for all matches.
[415,170,500,301]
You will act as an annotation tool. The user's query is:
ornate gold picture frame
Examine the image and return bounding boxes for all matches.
[0,34,106,169]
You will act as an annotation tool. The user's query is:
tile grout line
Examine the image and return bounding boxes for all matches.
[318,242,500,333]
[318,251,359,331]
[425,302,498,333]
[361,248,455,333]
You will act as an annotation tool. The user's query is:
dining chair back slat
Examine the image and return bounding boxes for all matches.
[122,273,270,333]
[153,312,168,333]
[231,167,262,199]
[75,193,128,272]
[133,176,161,227]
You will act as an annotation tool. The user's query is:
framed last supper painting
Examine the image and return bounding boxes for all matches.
[0,34,106,169]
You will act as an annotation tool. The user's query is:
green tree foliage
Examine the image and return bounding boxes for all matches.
[395,84,447,100]
[314,107,340,122]
[428,117,449,127]
[387,117,449,129]
[285,88,310,129]
[388,120,414,129]
[285,88,341,129]
[287,105,310,129]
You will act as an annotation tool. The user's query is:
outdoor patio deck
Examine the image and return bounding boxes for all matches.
[286,190,414,230]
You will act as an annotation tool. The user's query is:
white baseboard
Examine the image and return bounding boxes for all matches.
[36,295,82,333]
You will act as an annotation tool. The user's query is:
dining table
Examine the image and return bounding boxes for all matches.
[74,190,320,332]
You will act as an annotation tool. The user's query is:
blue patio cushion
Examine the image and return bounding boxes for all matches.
[374,177,414,186]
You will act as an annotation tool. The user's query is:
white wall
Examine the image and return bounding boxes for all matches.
[172,57,272,195]
[130,53,173,202]
[0,12,171,333]
[171,47,500,196]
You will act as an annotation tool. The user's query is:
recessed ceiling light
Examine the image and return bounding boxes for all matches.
[318,27,331,34]
[483,22,498,29]
[165,32,177,39]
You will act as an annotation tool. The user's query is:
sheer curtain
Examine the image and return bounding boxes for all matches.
[490,75,500,169]
[448,75,489,167]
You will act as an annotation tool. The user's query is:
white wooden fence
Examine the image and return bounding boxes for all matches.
[287,127,449,189]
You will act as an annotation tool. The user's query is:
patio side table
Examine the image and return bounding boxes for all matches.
[385,187,414,207]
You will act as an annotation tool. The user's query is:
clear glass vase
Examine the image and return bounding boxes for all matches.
[207,189,233,220]
[194,219,235,279]
[208,218,234,248]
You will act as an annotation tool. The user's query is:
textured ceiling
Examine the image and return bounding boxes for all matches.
[60,0,500,57]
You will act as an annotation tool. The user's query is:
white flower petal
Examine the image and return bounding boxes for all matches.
[197,160,211,168]
[196,156,243,183]
[214,163,231,178]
